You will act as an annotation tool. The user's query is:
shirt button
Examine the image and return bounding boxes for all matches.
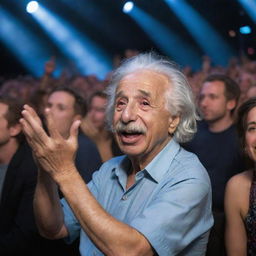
[122,195,128,200]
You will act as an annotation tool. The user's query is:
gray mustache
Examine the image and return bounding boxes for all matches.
[114,122,147,134]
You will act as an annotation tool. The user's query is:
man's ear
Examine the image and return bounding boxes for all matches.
[227,99,236,111]
[168,116,180,135]
[9,123,22,137]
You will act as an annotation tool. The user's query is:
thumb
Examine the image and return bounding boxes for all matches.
[68,120,81,143]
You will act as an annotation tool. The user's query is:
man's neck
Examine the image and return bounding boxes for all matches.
[207,116,234,133]
[129,137,172,174]
[0,139,19,165]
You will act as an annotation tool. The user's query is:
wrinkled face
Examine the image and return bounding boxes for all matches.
[245,107,256,162]
[47,91,81,138]
[0,103,11,146]
[113,70,179,162]
[199,81,231,123]
[88,96,107,129]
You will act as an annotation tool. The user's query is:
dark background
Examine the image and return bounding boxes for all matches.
[0,0,255,78]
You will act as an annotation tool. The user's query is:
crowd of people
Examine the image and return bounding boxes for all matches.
[1,49,256,256]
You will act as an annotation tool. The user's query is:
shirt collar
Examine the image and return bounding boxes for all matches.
[112,139,180,184]
[144,139,180,183]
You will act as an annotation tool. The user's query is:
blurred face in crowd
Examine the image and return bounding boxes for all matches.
[240,72,253,93]
[0,103,20,146]
[0,103,11,146]
[246,86,256,101]
[199,81,234,123]
[47,91,81,138]
[245,106,256,162]
[113,70,179,164]
[88,96,107,130]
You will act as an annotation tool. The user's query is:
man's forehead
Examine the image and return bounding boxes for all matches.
[116,70,169,95]
[201,80,225,94]
[116,89,151,98]
[48,91,75,104]
[91,96,107,104]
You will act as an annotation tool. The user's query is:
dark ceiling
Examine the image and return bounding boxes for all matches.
[0,0,255,78]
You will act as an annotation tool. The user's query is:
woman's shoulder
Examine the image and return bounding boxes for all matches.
[227,170,253,189]
[225,170,254,218]
[225,170,254,202]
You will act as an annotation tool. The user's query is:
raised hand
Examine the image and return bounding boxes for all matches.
[44,56,56,75]
[20,105,81,182]
[80,115,99,140]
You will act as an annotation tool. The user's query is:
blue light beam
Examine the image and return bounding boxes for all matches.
[238,0,256,23]
[0,8,61,76]
[128,6,201,69]
[30,4,112,79]
[165,0,234,66]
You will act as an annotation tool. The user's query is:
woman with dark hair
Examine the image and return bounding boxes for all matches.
[225,97,256,256]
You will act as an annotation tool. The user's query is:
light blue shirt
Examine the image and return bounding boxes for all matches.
[61,139,213,256]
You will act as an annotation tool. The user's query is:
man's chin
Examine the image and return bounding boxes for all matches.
[118,144,144,157]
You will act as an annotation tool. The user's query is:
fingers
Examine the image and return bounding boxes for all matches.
[20,105,49,155]
[44,108,62,139]
[21,105,48,142]
[22,105,43,128]
[19,117,38,149]
[68,120,81,145]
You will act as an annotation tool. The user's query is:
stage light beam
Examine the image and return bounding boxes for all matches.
[237,0,256,24]
[29,4,112,78]
[0,7,61,76]
[164,0,234,66]
[126,5,201,69]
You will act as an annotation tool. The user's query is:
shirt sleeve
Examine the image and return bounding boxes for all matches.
[129,178,213,256]
[61,198,81,244]
[60,162,108,244]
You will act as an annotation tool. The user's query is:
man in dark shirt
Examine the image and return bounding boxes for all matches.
[46,86,102,182]
[0,96,42,255]
[183,74,245,256]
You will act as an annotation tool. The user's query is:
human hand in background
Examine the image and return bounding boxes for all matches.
[20,105,80,182]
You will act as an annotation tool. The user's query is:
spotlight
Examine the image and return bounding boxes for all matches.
[123,2,134,13]
[26,1,39,13]
[239,25,251,34]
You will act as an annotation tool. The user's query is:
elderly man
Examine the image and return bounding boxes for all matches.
[20,53,213,256]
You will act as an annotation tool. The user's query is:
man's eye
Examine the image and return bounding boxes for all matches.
[198,95,205,102]
[141,101,149,106]
[248,127,256,132]
[116,101,126,107]
[209,95,217,100]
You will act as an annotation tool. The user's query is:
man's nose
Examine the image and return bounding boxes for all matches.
[121,102,138,123]
[199,97,208,108]
[47,105,56,117]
